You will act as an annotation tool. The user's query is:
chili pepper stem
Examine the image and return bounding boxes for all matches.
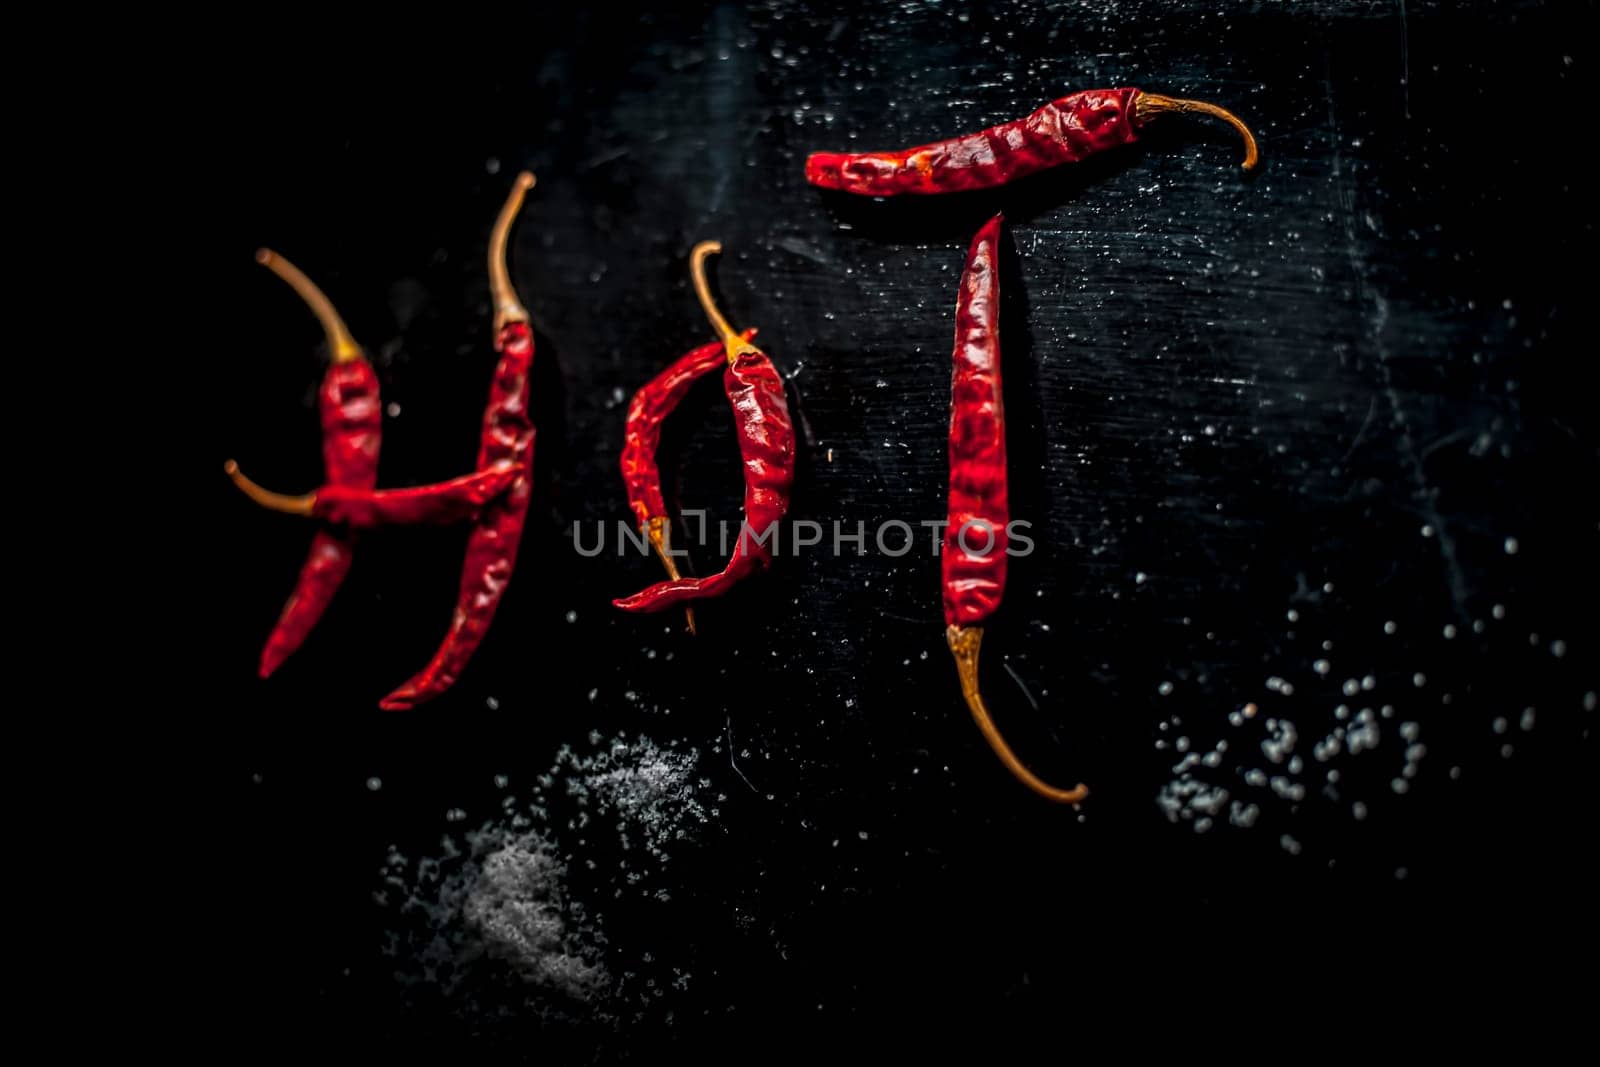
[689,241,761,365]
[255,249,364,364]
[1132,93,1260,171]
[646,517,697,635]
[224,460,316,516]
[946,625,1089,804]
[490,172,537,331]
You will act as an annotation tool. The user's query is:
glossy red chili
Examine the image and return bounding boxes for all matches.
[943,214,1087,804]
[612,243,794,615]
[249,250,381,679]
[224,460,521,526]
[620,327,758,633]
[806,89,1258,196]
[381,173,538,711]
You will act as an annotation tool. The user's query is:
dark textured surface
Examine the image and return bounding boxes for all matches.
[190,1,1594,1052]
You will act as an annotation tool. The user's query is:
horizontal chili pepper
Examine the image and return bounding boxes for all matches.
[250,250,382,679]
[612,243,794,615]
[944,213,1087,804]
[224,460,521,526]
[380,172,538,711]
[805,89,1258,196]
[620,327,759,633]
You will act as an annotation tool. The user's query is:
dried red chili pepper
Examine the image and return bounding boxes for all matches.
[223,460,521,526]
[620,327,758,633]
[805,89,1258,196]
[943,214,1088,804]
[249,250,382,679]
[612,243,795,615]
[380,173,538,711]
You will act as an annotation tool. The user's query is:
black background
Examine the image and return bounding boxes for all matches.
[178,0,1594,1054]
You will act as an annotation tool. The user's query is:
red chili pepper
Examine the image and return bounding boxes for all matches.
[944,214,1088,804]
[380,173,538,711]
[612,243,795,615]
[806,89,1258,196]
[620,327,759,633]
[249,250,382,679]
[223,460,522,526]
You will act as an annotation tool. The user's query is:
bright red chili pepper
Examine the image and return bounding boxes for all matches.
[620,327,758,634]
[249,250,382,679]
[612,243,795,615]
[943,214,1088,804]
[380,173,538,711]
[805,89,1258,196]
[223,460,522,525]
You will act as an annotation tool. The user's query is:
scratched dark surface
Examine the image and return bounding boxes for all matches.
[191,0,1594,1053]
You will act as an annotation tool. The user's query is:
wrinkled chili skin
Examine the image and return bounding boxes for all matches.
[261,534,353,678]
[943,214,1008,628]
[320,360,384,482]
[806,88,1140,196]
[613,347,794,612]
[258,358,382,678]
[313,463,520,526]
[381,321,535,710]
[621,330,756,528]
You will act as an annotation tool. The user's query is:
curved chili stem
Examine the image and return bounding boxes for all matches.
[1133,92,1260,171]
[223,459,316,516]
[646,516,697,635]
[689,241,761,365]
[255,249,363,364]
[947,626,1089,804]
[491,172,537,331]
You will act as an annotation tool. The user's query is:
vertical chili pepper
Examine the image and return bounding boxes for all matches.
[224,459,522,526]
[944,214,1088,804]
[612,243,795,615]
[805,88,1258,196]
[380,173,538,711]
[620,327,758,633]
[251,250,382,679]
